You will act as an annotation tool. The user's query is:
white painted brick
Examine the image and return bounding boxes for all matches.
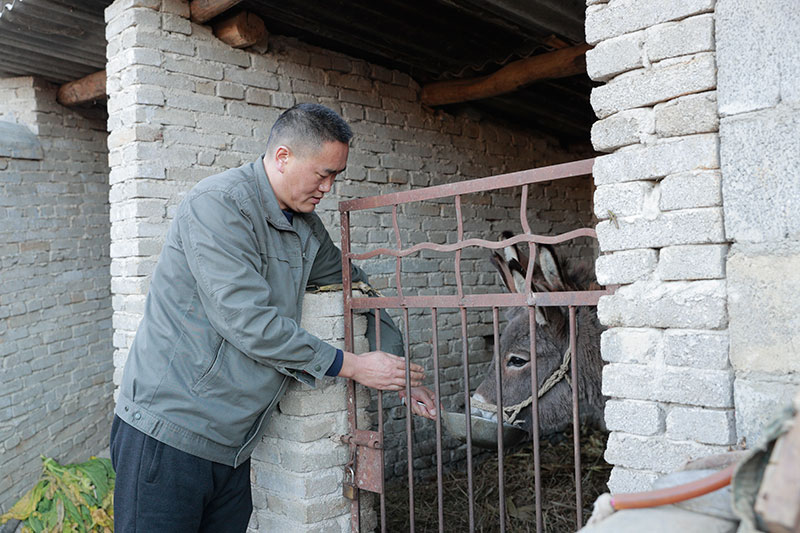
[604,432,728,473]
[601,327,662,364]
[591,107,654,152]
[666,407,736,445]
[197,43,251,67]
[163,56,223,80]
[597,207,725,252]
[656,244,727,281]
[162,12,192,35]
[585,0,715,44]
[591,53,717,119]
[593,181,654,220]
[217,82,245,100]
[593,133,718,185]
[644,14,715,63]
[105,7,161,40]
[607,466,660,494]
[659,170,721,211]
[663,329,729,369]
[655,92,719,137]
[586,31,644,82]
[595,249,657,285]
[598,279,727,329]
[105,0,159,24]
[605,399,665,435]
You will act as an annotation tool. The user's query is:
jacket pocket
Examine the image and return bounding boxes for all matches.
[191,340,225,394]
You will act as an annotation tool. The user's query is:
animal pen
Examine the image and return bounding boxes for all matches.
[338,158,616,532]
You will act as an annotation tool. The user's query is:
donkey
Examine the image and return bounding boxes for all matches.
[471,233,606,438]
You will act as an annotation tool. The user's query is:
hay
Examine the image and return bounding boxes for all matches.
[384,427,611,532]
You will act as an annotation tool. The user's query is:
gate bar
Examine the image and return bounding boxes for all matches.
[528,307,543,533]
[431,308,445,533]
[339,158,594,212]
[460,307,475,531]
[340,210,361,532]
[403,307,415,532]
[375,309,387,533]
[493,307,506,533]
[570,306,583,529]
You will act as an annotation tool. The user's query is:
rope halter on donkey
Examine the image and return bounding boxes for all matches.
[470,345,572,426]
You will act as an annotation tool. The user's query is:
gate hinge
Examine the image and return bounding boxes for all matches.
[340,429,383,494]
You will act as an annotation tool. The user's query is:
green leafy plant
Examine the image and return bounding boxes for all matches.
[0,456,114,532]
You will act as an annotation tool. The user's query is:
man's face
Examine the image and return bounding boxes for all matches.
[277,141,348,213]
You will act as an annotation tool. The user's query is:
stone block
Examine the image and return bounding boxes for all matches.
[600,327,661,364]
[716,0,800,115]
[104,0,159,24]
[162,12,192,35]
[593,181,655,220]
[585,0,715,44]
[659,170,721,211]
[728,243,800,374]
[734,377,800,445]
[597,208,725,252]
[593,133,718,185]
[607,466,660,494]
[598,279,727,329]
[105,7,161,40]
[591,108,654,152]
[605,399,665,436]
[591,53,716,119]
[720,108,800,243]
[656,244,726,281]
[666,406,735,445]
[605,432,728,473]
[585,31,644,82]
[644,14,715,63]
[595,249,657,285]
[655,92,718,137]
[663,329,729,370]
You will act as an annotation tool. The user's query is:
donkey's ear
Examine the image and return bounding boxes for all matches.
[490,252,516,293]
[537,244,567,291]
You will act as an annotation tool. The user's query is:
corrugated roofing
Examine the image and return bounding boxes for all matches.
[0,0,111,83]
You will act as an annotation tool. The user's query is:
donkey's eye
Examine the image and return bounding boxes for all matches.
[507,355,528,368]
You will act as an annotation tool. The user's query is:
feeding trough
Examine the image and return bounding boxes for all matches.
[442,411,527,449]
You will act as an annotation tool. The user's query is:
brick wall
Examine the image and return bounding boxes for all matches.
[585,0,733,492]
[104,0,596,499]
[0,77,112,513]
[716,0,800,444]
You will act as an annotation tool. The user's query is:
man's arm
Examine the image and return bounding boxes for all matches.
[306,215,404,356]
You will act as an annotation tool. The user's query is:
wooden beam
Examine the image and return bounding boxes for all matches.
[212,11,267,49]
[56,69,106,106]
[420,43,590,107]
[190,0,242,24]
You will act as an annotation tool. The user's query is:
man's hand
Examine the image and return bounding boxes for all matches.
[399,386,438,420]
[339,350,424,391]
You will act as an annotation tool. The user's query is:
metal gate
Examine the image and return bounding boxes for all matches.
[339,158,616,532]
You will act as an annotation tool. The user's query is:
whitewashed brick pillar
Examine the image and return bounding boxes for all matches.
[585,0,734,492]
[249,291,374,532]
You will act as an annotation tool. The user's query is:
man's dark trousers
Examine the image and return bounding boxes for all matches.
[110,416,252,532]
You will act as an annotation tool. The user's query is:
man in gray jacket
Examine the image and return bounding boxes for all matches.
[110,103,436,532]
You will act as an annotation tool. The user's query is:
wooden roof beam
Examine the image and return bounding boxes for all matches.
[420,43,590,107]
[213,11,267,49]
[190,0,242,24]
[56,69,106,106]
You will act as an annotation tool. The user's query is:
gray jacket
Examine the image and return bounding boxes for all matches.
[115,156,402,467]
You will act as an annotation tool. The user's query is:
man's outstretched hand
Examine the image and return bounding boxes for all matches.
[339,350,424,391]
[399,386,438,420]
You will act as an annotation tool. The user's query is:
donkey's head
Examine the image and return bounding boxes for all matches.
[472,233,605,437]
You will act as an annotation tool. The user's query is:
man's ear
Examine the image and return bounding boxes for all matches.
[275,145,291,172]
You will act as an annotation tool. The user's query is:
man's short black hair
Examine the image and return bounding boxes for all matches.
[266,103,353,157]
